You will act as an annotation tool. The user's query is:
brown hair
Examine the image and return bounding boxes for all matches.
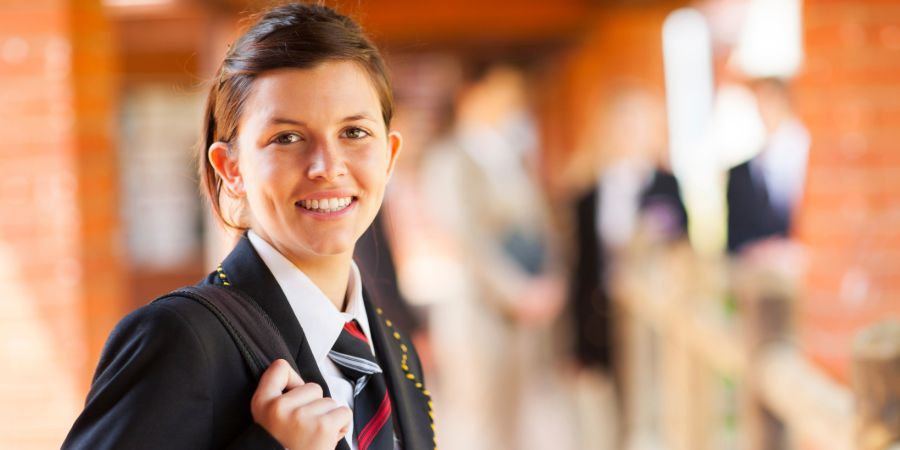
[199,2,394,229]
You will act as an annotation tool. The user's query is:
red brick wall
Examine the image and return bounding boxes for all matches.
[72,0,127,385]
[795,0,900,383]
[547,2,686,194]
[0,0,125,447]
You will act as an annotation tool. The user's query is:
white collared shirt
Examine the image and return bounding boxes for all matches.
[247,230,374,450]
[751,118,810,218]
[597,159,654,250]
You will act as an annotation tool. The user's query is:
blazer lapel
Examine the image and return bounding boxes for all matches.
[218,235,333,400]
[365,290,434,450]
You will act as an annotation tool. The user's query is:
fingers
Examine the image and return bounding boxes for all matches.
[323,405,353,438]
[273,382,325,411]
[283,361,305,390]
[296,397,343,417]
[253,359,304,408]
[250,360,352,449]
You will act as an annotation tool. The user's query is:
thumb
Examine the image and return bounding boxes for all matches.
[256,359,304,403]
[283,361,304,390]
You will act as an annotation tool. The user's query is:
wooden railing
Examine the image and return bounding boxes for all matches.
[613,239,898,450]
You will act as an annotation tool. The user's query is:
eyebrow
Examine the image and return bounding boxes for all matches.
[340,113,377,123]
[269,113,375,126]
[266,113,377,126]
[269,117,305,126]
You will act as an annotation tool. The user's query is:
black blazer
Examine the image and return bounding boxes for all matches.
[569,169,688,370]
[726,159,789,253]
[63,235,435,450]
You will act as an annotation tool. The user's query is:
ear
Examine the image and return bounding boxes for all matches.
[208,141,244,197]
[385,131,403,179]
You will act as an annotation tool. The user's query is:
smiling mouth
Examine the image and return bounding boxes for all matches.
[297,196,355,213]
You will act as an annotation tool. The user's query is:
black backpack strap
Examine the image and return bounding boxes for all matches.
[153,285,299,380]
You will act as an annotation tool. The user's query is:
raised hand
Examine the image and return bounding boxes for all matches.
[251,359,351,450]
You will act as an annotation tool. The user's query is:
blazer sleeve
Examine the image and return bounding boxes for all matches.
[62,301,283,450]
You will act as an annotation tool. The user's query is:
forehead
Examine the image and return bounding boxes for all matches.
[242,61,383,125]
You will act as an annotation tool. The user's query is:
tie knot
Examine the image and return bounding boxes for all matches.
[343,320,369,344]
[329,320,382,381]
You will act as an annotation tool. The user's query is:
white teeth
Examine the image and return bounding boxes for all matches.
[299,196,353,212]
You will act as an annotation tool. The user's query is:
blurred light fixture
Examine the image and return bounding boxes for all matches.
[731,0,803,78]
[662,8,722,254]
[662,7,714,177]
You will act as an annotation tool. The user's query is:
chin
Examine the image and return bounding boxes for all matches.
[298,236,356,258]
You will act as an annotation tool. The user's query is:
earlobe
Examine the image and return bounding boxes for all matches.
[208,141,244,197]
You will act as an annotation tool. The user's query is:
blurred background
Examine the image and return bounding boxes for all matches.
[1,0,899,449]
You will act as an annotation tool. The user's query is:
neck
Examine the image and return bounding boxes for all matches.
[248,228,353,311]
[292,254,352,311]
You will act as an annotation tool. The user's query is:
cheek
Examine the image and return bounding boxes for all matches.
[243,152,292,195]
[355,148,391,194]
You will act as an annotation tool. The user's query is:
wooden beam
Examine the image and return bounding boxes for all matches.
[759,344,854,450]
[853,321,900,450]
[208,0,595,45]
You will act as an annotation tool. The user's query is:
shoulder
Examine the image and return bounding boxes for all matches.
[93,293,235,382]
[728,159,752,176]
[80,291,251,416]
[110,295,222,348]
[120,295,212,331]
[726,160,754,192]
[652,169,680,188]
[574,186,597,211]
[65,294,257,450]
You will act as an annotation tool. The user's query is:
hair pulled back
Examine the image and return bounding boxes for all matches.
[199,3,393,229]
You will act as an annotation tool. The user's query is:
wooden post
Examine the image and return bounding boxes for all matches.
[853,320,900,450]
[739,292,789,450]
[733,248,800,450]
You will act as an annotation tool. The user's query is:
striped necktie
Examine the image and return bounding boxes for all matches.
[329,320,395,450]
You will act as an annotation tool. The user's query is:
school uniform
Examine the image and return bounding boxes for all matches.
[63,233,434,450]
[726,159,787,253]
[570,167,688,370]
[726,118,809,253]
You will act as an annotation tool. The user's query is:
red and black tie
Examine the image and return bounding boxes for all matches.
[328,320,395,450]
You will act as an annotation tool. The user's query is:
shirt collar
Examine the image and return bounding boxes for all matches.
[247,230,374,363]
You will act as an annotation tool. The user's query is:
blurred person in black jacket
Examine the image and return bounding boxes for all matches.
[568,88,688,431]
[726,77,809,254]
[571,171,688,368]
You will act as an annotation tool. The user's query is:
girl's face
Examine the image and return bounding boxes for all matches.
[210,61,401,268]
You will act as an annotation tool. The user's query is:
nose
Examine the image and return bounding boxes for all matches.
[306,137,347,181]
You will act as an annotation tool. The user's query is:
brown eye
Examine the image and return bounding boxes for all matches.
[342,127,370,140]
[273,132,302,145]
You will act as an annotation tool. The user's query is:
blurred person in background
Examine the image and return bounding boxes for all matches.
[63,4,433,450]
[726,76,809,255]
[422,62,572,450]
[567,85,688,448]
